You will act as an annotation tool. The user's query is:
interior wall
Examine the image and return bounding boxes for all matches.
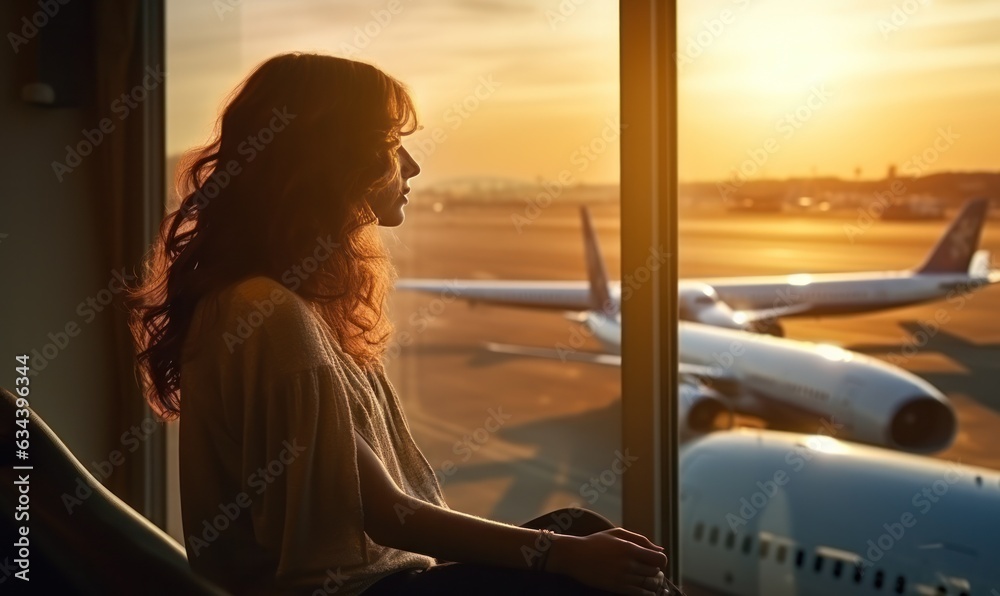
[0,1,118,487]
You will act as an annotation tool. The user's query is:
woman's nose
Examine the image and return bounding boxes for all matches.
[400,146,420,178]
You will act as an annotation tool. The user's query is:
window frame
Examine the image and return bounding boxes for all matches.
[152,0,682,569]
[138,0,168,526]
[619,0,680,582]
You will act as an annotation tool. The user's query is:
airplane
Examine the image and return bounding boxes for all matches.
[397,198,999,336]
[485,248,956,454]
[401,205,959,454]
[679,428,1000,595]
[486,318,956,454]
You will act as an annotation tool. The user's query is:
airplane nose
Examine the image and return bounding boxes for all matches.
[890,397,957,452]
[698,306,748,330]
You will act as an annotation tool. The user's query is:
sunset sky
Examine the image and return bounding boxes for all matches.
[167,0,1000,185]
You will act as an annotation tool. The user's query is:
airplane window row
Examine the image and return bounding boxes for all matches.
[751,290,870,301]
[747,372,831,403]
[794,384,830,402]
[689,522,969,595]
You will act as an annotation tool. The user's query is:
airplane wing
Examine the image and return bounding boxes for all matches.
[395,279,593,311]
[678,362,743,398]
[678,362,736,381]
[485,344,734,443]
[484,341,622,366]
[733,302,813,324]
[486,341,739,381]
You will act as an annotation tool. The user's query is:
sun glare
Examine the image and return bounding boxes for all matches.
[786,274,813,286]
[816,344,853,363]
[682,0,862,101]
[803,434,849,454]
[720,20,849,100]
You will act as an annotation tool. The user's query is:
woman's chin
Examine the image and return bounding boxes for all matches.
[377,206,406,227]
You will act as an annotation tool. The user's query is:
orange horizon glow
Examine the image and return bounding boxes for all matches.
[167,0,1000,186]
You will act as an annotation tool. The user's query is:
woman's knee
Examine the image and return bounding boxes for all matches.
[523,507,616,536]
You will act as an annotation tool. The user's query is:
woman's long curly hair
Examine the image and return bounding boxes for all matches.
[127,53,416,421]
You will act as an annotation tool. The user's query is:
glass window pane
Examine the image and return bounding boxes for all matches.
[679,1,1000,594]
[165,0,622,545]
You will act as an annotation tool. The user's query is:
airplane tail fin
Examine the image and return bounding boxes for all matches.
[916,197,989,274]
[580,206,617,315]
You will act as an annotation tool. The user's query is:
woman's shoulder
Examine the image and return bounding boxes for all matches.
[223,275,310,320]
[214,275,326,356]
[226,275,298,306]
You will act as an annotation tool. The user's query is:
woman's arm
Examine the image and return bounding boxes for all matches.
[354,433,669,595]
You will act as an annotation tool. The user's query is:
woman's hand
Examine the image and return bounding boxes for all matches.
[547,528,669,595]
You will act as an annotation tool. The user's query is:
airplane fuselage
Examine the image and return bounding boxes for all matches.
[397,270,992,324]
[703,271,989,317]
[680,430,1000,595]
[397,198,996,333]
[582,314,956,453]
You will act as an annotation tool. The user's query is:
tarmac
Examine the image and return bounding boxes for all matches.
[384,200,1000,527]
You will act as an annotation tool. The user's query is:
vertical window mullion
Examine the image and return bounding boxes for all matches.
[619,0,679,583]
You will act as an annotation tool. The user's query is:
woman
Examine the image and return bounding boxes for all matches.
[128,52,671,596]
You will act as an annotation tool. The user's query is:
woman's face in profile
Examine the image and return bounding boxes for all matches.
[368,145,420,227]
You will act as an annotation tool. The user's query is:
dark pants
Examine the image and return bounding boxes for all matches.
[362,508,617,595]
